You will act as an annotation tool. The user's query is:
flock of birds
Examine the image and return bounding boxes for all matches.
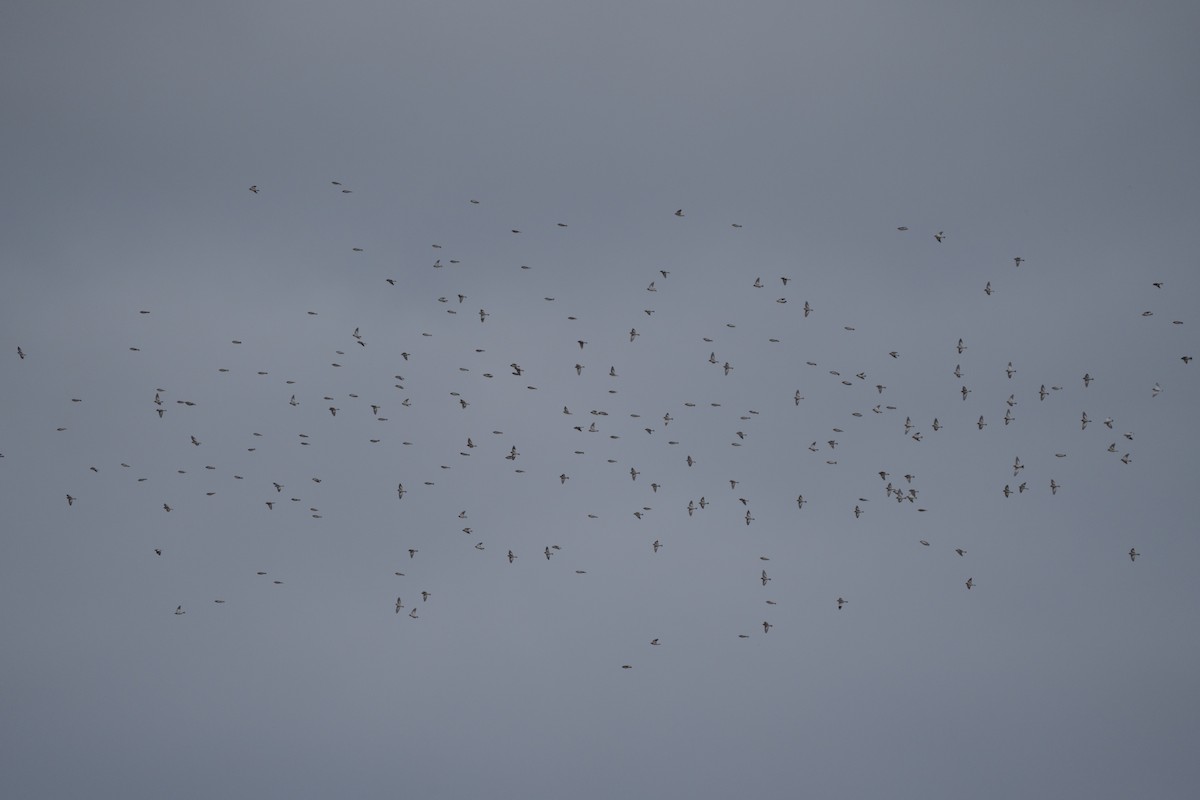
[9,179,1191,670]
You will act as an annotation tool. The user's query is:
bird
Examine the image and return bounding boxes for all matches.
[965,578,974,590]
[395,598,404,613]
[653,540,662,553]
[955,549,966,557]
[1013,257,1024,267]
[934,231,946,242]
[248,185,259,193]
[174,605,185,615]
[1129,548,1139,561]
[761,570,771,586]
[836,597,847,610]
[507,550,517,563]
[17,346,26,360]
[650,639,660,645]
[66,494,75,506]
[674,209,684,217]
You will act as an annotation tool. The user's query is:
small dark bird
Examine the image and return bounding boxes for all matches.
[248,185,259,193]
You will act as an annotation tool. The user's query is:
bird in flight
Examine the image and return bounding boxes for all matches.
[1129,548,1139,561]
[965,578,974,590]
[248,185,259,193]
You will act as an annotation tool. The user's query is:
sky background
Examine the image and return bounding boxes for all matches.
[2,2,1199,798]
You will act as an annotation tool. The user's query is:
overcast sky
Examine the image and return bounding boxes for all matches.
[3,2,1199,798]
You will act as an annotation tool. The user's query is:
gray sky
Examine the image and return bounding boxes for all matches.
[3,2,1199,798]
